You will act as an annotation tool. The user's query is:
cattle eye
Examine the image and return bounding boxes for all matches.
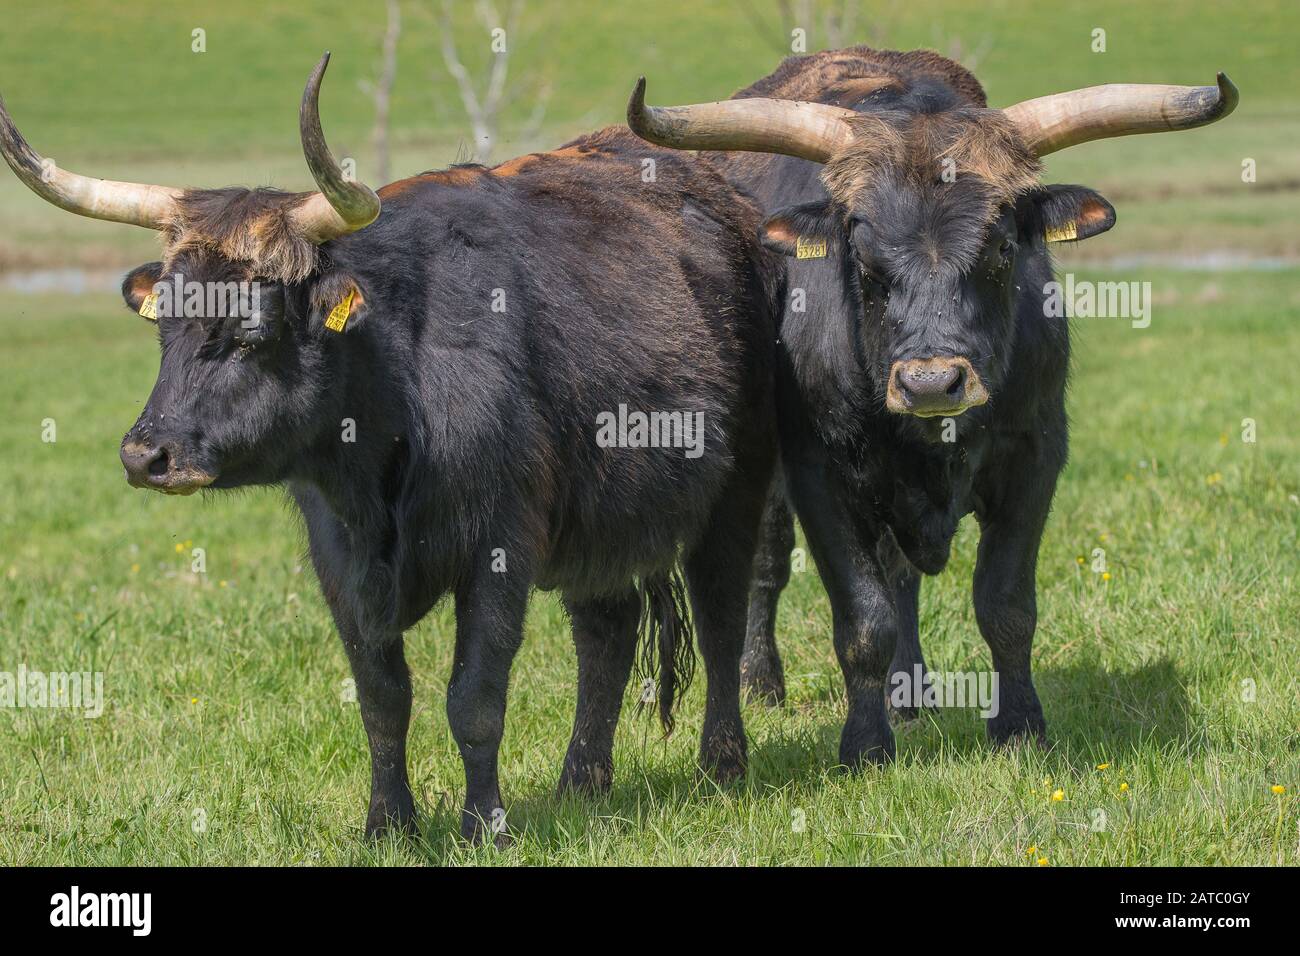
[853,250,882,285]
[998,238,1015,263]
[860,264,885,288]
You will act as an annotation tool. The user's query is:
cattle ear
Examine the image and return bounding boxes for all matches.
[759,200,838,259]
[1032,185,1116,243]
[122,262,164,318]
[308,271,370,336]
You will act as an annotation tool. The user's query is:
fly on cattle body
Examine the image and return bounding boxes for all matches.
[631,47,1237,768]
[1,54,779,845]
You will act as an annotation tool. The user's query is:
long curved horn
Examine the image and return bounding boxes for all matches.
[1002,72,1239,156]
[0,94,181,229]
[289,52,381,243]
[627,77,858,164]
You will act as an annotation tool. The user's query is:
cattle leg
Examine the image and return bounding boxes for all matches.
[787,463,897,768]
[557,588,640,796]
[882,535,927,721]
[339,625,416,838]
[973,504,1051,747]
[685,489,768,784]
[448,573,529,847]
[741,474,793,706]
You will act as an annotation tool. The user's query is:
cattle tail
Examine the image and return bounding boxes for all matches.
[635,569,696,734]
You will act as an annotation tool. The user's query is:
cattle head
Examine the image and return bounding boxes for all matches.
[1,54,379,493]
[629,71,1237,420]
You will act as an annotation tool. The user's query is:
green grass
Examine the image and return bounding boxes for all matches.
[1,0,1297,865]
[1,269,1296,865]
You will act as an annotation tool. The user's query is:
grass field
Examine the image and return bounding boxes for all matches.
[1,0,1297,865]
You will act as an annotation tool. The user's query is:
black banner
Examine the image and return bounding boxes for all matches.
[0,866,1289,939]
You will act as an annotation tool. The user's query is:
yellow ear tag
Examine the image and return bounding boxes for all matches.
[324,289,356,333]
[1045,221,1078,243]
[796,236,828,259]
[138,293,159,321]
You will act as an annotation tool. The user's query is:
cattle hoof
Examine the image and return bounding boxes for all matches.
[464,828,513,851]
[364,811,419,843]
[990,730,1049,752]
[699,729,749,786]
[556,759,613,798]
[987,715,1049,750]
[741,675,786,708]
[740,653,787,707]
[839,731,896,772]
[888,704,921,724]
[698,757,747,787]
[839,745,895,772]
[461,807,513,849]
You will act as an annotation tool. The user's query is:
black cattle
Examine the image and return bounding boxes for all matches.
[1,55,777,844]
[631,48,1236,767]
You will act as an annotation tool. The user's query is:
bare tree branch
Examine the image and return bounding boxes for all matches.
[823,0,859,49]
[733,0,790,55]
[363,0,403,186]
[735,1,991,75]
[931,26,995,72]
[437,0,528,163]
[738,0,869,55]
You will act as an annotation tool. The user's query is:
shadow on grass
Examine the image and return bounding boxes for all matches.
[1038,655,1198,756]
[891,656,1196,768]
[399,757,707,863]
[359,656,1194,862]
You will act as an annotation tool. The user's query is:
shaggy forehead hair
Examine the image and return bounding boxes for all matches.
[822,109,1042,221]
[161,187,321,283]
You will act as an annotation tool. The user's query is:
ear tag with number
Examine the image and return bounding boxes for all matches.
[324,289,355,333]
[138,293,159,321]
[795,235,828,259]
[1045,221,1078,243]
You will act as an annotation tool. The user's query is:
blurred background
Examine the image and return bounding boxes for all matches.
[1,0,1296,275]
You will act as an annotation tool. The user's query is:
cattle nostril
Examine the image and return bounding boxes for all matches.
[899,363,962,397]
[888,359,986,416]
[121,441,173,487]
[147,448,171,478]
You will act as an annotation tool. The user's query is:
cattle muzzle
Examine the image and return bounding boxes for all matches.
[120,439,216,495]
[886,357,989,417]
